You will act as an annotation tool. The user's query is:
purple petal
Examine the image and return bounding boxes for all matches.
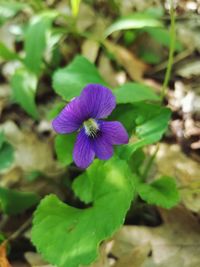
[93,135,113,160]
[52,97,87,134]
[73,129,95,168]
[100,121,129,145]
[80,84,116,119]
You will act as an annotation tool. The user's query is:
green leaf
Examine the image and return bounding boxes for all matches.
[0,187,40,215]
[109,104,135,134]
[139,50,161,64]
[53,55,107,101]
[134,104,171,145]
[129,149,145,175]
[0,42,20,61]
[0,1,26,25]
[24,170,42,182]
[32,158,135,267]
[24,11,57,75]
[46,102,65,120]
[0,133,14,171]
[55,134,76,166]
[0,132,5,149]
[11,68,38,119]
[138,176,180,209]
[71,0,81,17]
[105,13,163,37]
[118,103,171,159]
[144,27,183,51]
[123,30,137,46]
[0,233,6,245]
[114,82,160,104]
[0,143,14,171]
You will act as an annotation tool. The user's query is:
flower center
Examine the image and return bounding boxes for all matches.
[83,118,99,138]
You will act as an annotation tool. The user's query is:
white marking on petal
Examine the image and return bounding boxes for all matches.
[83,119,99,138]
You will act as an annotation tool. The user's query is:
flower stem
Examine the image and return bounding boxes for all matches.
[161,0,176,102]
[141,144,159,181]
[142,1,176,179]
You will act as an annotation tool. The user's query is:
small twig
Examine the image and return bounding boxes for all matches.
[161,14,200,21]
[149,48,193,74]
[6,217,32,242]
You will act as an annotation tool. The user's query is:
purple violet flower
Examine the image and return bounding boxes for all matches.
[52,84,129,169]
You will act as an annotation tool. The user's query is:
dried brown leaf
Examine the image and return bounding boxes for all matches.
[113,244,151,267]
[77,3,96,32]
[98,54,127,87]
[104,40,148,81]
[24,252,54,267]
[155,143,200,212]
[81,40,100,63]
[112,207,200,267]
[177,60,200,78]
[0,121,57,174]
[0,242,12,267]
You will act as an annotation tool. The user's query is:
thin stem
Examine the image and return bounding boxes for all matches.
[141,1,176,178]
[141,1,176,179]
[141,144,159,181]
[161,0,176,102]
[6,217,32,242]
[149,48,192,74]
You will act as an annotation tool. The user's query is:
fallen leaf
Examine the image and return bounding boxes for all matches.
[103,40,148,81]
[0,21,16,53]
[0,242,12,267]
[98,54,127,87]
[0,167,23,187]
[119,0,163,15]
[81,39,100,63]
[112,207,200,267]
[177,18,200,52]
[24,252,55,267]
[176,60,200,78]
[0,121,58,174]
[113,244,151,267]
[77,3,96,32]
[155,143,200,212]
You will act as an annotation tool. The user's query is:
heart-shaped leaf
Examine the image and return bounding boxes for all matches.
[0,187,39,215]
[118,103,171,159]
[138,176,180,209]
[53,55,107,101]
[32,158,135,267]
[114,82,160,104]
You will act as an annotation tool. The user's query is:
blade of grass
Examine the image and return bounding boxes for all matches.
[161,0,176,101]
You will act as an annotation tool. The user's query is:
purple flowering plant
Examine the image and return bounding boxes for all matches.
[0,1,181,266]
[52,84,129,168]
[32,56,179,267]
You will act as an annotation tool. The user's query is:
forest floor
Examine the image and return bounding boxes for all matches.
[0,0,200,266]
